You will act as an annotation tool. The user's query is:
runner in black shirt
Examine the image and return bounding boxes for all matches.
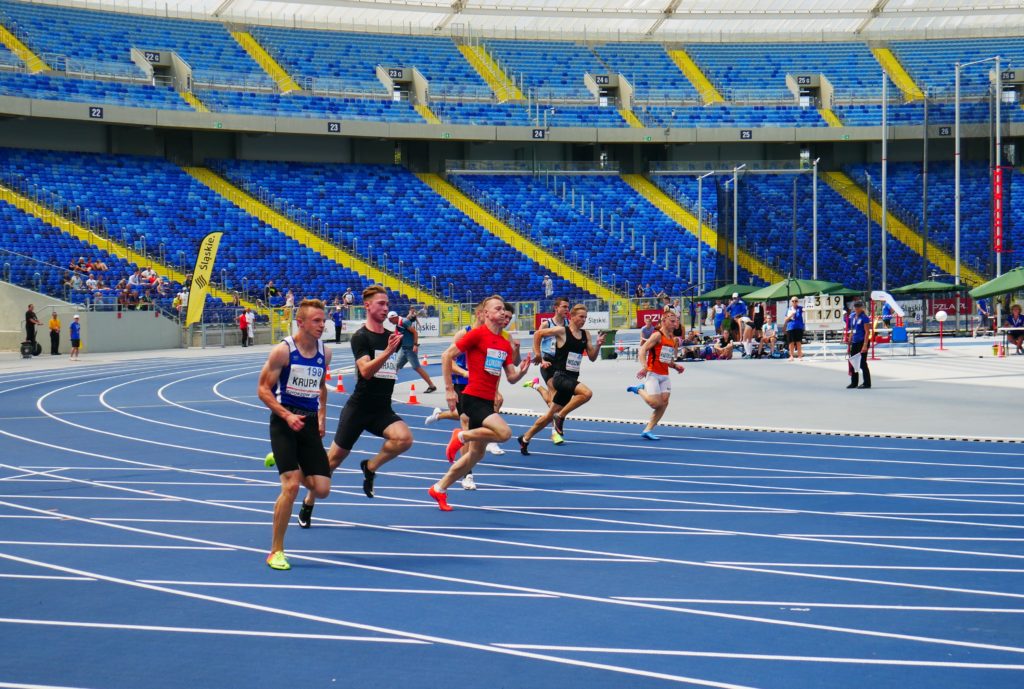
[297,285,413,527]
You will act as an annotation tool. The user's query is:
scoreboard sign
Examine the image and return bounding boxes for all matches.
[802,294,844,330]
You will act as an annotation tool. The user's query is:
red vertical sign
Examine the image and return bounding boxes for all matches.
[993,166,1004,253]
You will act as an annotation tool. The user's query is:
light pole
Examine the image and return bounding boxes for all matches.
[732,163,745,284]
[812,157,819,279]
[696,170,714,293]
[881,71,888,290]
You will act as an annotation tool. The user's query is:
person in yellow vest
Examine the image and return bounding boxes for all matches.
[48,311,61,356]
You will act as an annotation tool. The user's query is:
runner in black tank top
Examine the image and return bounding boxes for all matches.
[518,304,604,454]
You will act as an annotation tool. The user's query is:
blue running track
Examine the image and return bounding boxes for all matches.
[0,352,1022,689]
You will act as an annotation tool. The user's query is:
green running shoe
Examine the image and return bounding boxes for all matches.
[266,551,290,571]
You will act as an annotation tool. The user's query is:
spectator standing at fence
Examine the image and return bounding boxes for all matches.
[48,311,61,356]
[264,279,279,304]
[342,287,355,316]
[238,310,248,347]
[542,275,553,306]
[246,307,257,346]
[69,315,81,360]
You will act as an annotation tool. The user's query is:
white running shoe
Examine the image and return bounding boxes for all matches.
[486,442,506,455]
[424,407,442,426]
[461,474,477,490]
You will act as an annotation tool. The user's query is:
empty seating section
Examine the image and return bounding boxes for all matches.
[685,42,890,100]
[432,101,533,126]
[208,160,594,304]
[0,148,406,307]
[638,104,827,128]
[889,38,1024,96]
[485,40,603,100]
[253,27,489,98]
[196,89,422,122]
[593,43,700,101]
[836,101,1024,126]
[0,0,269,86]
[845,161,1021,276]
[0,42,21,68]
[454,173,710,294]
[0,71,190,110]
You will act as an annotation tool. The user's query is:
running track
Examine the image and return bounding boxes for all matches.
[0,351,1022,689]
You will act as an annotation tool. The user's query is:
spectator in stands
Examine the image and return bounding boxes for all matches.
[1006,304,1024,355]
[85,273,97,291]
[115,278,127,291]
[230,291,241,307]
[117,289,131,311]
[542,275,553,304]
[92,257,108,272]
[263,279,279,304]
[634,283,644,300]
[342,287,355,316]
[69,272,83,291]
[69,259,81,274]
[137,291,153,311]
[48,311,60,356]
[128,269,142,289]
[238,310,248,347]
[25,304,40,352]
[977,297,992,335]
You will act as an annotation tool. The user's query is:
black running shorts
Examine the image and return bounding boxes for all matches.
[269,413,329,477]
[550,372,580,408]
[333,401,403,451]
[540,355,557,383]
[785,328,805,345]
[460,393,496,430]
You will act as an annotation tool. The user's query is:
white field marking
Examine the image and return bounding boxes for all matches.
[0,617,424,643]
[0,682,92,689]
[491,644,1024,670]
[0,573,94,581]
[781,535,1024,541]
[95,481,278,487]
[285,550,656,562]
[708,563,1024,573]
[0,515,60,520]
[612,598,1024,613]
[843,512,1024,517]
[387,526,730,535]
[93,519,274,525]
[9,476,1024,655]
[0,553,760,689]
[0,495,175,501]
[138,580,557,597]
[0,540,232,551]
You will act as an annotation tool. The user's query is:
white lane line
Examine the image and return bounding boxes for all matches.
[0,541,232,551]
[286,551,656,562]
[387,526,730,535]
[0,617,424,644]
[491,644,1024,670]
[0,574,94,581]
[781,535,1024,541]
[0,552,757,689]
[139,581,555,597]
[612,598,1024,613]
[0,681,91,689]
[707,563,1024,573]
[7,481,1024,656]
[0,495,175,502]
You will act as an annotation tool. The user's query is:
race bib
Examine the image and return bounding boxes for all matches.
[285,364,322,398]
[565,351,583,373]
[375,351,398,380]
[484,347,507,376]
[659,346,676,363]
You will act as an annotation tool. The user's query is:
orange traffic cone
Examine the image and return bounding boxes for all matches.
[325,369,332,381]
[408,383,419,405]
[335,376,345,393]
[421,354,429,367]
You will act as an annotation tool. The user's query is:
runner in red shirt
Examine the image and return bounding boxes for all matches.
[429,295,531,510]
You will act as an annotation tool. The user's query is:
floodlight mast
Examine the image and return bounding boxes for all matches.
[732,163,745,284]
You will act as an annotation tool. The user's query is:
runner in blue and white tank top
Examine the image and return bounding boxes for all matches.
[257,298,333,571]
[526,297,569,406]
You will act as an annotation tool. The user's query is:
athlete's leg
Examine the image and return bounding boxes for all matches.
[437,413,510,491]
[302,442,349,508]
[644,393,670,433]
[366,420,413,472]
[521,403,563,444]
[271,469,302,554]
[557,382,593,418]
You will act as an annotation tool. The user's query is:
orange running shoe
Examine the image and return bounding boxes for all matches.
[428,485,452,512]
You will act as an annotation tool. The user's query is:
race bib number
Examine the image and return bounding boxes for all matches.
[375,351,398,380]
[285,364,322,398]
[659,346,676,364]
[484,347,507,376]
[565,351,583,373]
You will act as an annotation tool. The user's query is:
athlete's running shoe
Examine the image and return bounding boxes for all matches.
[523,377,540,389]
[552,414,565,437]
[424,385,437,393]
[445,428,464,462]
[641,430,660,441]
[428,485,452,511]
[486,442,505,455]
[461,474,477,490]
[424,407,442,425]
[626,385,641,394]
[360,459,376,498]
[551,431,565,445]
[297,501,313,528]
[518,435,530,456]
[266,551,290,570]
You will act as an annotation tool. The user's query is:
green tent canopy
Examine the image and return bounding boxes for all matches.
[695,284,759,300]
[744,278,844,301]
[968,267,1024,299]
[829,286,863,297]
[890,280,970,295]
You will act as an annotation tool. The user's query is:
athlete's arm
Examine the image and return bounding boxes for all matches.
[355,331,403,380]
[636,331,662,379]
[256,343,305,432]
[532,326,565,367]
[504,352,532,384]
[441,341,462,412]
[318,348,333,437]
[587,331,606,362]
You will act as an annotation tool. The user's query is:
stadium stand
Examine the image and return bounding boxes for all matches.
[195,89,422,122]
[207,159,596,304]
[593,42,701,101]
[0,71,190,110]
[889,37,1024,96]
[485,40,604,100]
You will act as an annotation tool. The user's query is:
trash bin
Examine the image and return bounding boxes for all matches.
[600,330,617,359]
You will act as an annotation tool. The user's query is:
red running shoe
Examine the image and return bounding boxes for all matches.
[428,485,452,511]
[445,428,464,462]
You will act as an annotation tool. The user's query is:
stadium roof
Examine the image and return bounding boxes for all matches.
[32,0,1024,41]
